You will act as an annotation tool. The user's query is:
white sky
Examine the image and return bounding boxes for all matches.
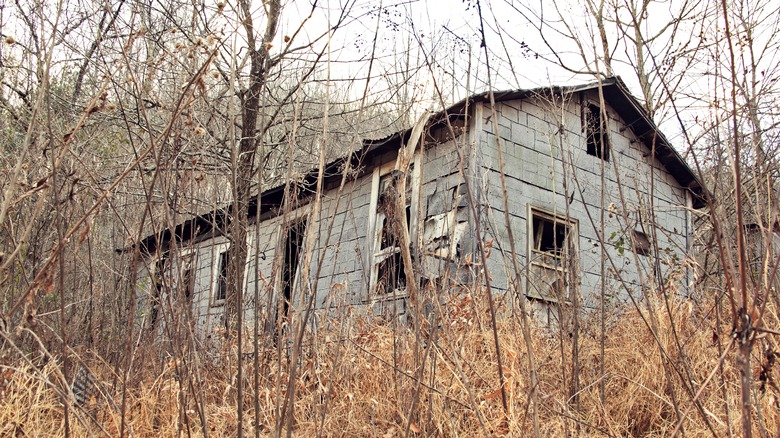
[306,0,778,158]
[3,0,776,150]
[271,0,707,106]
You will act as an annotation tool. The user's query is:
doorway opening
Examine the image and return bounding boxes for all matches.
[281,220,307,320]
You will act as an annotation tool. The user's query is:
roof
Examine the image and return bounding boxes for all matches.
[129,77,705,255]
[447,77,705,207]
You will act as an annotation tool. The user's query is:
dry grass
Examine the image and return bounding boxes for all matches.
[2,288,779,437]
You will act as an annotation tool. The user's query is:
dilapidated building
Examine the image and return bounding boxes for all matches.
[133,77,704,335]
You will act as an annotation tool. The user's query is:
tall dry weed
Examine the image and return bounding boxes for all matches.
[1,285,778,436]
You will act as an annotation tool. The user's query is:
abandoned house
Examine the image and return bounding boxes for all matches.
[133,77,705,334]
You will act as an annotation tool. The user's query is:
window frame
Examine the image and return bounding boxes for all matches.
[275,213,309,315]
[148,253,167,328]
[366,156,420,299]
[584,102,610,161]
[529,208,576,270]
[177,248,197,301]
[526,207,578,303]
[211,242,230,307]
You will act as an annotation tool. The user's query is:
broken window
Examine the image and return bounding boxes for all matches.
[372,168,413,295]
[631,229,651,257]
[214,249,229,305]
[149,250,194,330]
[585,103,610,161]
[528,209,576,302]
[173,251,197,323]
[531,212,571,267]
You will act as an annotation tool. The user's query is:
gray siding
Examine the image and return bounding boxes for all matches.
[146,130,472,335]
[140,87,694,335]
[475,94,691,311]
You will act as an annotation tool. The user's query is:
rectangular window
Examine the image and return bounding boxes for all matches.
[181,260,195,301]
[150,256,166,328]
[214,249,229,305]
[531,212,571,267]
[179,252,196,300]
[528,209,576,303]
[585,103,610,160]
[372,168,413,296]
[280,220,306,319]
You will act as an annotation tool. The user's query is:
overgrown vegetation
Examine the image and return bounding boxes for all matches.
[2,0,780,436]
[2,286,778,436]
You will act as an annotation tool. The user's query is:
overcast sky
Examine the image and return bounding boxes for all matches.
[269,0,709,108]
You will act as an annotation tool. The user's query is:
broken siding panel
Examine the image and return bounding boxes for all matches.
[418,134,471,284]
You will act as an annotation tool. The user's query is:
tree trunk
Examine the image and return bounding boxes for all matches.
[736,313,754,438]
[227,2,281,437]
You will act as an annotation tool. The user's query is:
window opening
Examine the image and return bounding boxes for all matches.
[215,250,229,304]
[532,213,570,267]
[150,256,166,328]
[169,250,195,302]
[528,210,575,303]
[585,103,610,160]
[281,220,306,319]
[181,261,195,302]
[373,169,413,295]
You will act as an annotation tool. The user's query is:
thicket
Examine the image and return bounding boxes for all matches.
[2,0,780,436]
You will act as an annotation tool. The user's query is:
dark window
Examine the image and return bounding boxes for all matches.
[528,210,575,303]
[175,253,195,302]
[373,171,413,295]
[215,250,229,303]
[181,262,195,300]
[281,220,306,318]
[376,206,410,294]
[585,103,610,160]
[150,256,166,328]
[532,214,569,258]
[631,230,651,256]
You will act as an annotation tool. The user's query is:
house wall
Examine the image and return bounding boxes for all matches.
[133,262,154,334]
[474,92,691,313]
[140,88,695,337]
[142,128,473,337]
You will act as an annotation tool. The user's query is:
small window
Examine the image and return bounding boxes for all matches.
[280,220,306,319]
[631,230,651,256]
[531,212,572,266]
[179,253,196,300]
[585,103,610,160]
[150,256,166,328]
[181,267,194,299]
[214,250,229,304]
[528,209,576,303]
